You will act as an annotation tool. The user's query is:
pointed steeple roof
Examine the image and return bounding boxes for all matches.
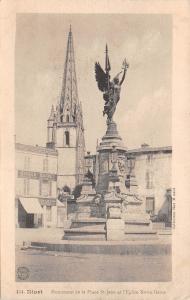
[60,26,79,116]
[48,105,55,120]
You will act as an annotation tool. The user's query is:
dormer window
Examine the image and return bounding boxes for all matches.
[66,115,69,122]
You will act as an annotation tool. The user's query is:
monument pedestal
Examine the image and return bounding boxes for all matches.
[96,121,127,193]
[104,189,125,241]
[106,219,125,241]
[63,175,106,241]
[122,192,157,240]
[74,174,106,220]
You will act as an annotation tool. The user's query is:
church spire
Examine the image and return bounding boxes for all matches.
[60,26,79,123]
[47,27,85,187]
[48,105,55,120]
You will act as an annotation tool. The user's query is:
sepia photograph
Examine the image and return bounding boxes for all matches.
[14,13,172,283]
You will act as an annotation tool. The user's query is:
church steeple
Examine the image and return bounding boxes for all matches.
[59,26,78,123]
[47,26,85,189]
[48,105,55,121]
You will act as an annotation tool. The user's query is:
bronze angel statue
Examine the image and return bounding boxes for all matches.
[95,45,129,123]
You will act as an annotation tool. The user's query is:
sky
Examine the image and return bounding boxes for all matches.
[15,14,172,153]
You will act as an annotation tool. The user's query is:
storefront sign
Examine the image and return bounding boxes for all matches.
[39,198,56,206]
[18,170,57,181]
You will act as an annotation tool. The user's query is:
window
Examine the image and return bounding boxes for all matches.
[40,180,52,197]
[146,171,154,189]
[60,115,63,122]
[65,131,70,146]
[46,206,52,222]
[40,180,49,197]
[24,179,30,195]
[146,197,155,215]
[24,157,30,170]
[66,115,69,122]
[43,158,48,172]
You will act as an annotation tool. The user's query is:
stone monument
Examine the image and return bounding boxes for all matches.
[63,44,156,241]
[94,45,155,240]
[95,45,129,193]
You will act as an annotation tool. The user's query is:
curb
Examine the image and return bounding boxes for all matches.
[30,241,171,255]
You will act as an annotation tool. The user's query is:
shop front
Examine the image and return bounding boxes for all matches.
[16,197,43,228]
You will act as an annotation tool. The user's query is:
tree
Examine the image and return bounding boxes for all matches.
[63,185,71,194]
[72,184,82,199]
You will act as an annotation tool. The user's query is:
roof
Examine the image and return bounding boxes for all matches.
[127,146,172,155]
[15,143,58,156]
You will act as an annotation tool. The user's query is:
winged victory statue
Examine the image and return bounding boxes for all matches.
[95,45,129,124]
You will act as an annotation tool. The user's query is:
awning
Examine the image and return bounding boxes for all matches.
[19,197,43,214]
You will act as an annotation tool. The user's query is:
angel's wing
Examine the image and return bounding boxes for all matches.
[95,62,108,92]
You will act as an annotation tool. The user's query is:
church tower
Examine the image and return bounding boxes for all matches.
[47,27,85,190]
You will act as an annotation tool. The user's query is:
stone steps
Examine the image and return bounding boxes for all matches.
[125,220,150,225]
[125,227,157,240]
[72,218,106,223]
[63,217,158,241]
[63,218,107,241]
[125,229,157,234]
[71,225,105,230]
[71,219,106,230]
[158,229,172,235]
[65,228,106,234]
[64,228,106,241]
[21,245,47,251]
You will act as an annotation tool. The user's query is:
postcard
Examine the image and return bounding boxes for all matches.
[1,0,190,299]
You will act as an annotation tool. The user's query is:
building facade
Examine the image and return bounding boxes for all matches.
[127,145,172,222]
[15,143,58,228]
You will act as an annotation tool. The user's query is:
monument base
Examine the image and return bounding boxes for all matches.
[64,218,107,241]
[63,120,157,241]
[106,219,125,241]
[122,192,157,239]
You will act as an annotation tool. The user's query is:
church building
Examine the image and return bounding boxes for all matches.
[46,27,85,190]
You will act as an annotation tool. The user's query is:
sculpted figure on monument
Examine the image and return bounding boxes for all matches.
[95,44,129,123]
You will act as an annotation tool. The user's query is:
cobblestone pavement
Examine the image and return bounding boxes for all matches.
[15,248,172,282]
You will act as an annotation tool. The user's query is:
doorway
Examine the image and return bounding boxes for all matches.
[26,214,34,228]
